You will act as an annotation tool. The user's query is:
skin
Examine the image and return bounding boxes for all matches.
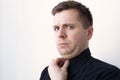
[48,9,93,80]
[48,58,69,80]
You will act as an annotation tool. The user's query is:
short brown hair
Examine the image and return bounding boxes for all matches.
[52,1,93,29]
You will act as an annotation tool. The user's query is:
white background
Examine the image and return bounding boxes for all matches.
[0,0,120,80]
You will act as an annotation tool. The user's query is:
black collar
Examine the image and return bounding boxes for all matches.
[69,48,91,69]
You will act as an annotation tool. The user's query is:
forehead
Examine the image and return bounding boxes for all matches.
[53,9,81,25]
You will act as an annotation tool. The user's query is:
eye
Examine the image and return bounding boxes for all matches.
[67,25,74,29]
[53,26,60,32]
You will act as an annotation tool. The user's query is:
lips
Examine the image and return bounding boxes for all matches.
[58,42,69,46]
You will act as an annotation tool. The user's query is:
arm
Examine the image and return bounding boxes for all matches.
[48,58,69,80]
[40,67,51,80]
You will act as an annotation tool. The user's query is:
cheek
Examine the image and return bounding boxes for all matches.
[69,32,87,45]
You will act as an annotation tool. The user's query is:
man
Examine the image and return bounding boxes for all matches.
[40,1,120,80]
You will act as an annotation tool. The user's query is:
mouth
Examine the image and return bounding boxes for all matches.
[58,43,69,47]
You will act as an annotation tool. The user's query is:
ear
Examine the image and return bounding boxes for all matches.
[87,26,93,40]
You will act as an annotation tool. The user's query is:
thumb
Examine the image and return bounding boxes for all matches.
[62,60,69,70]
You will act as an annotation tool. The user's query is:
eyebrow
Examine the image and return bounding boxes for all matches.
[53,23,75,28]
[63,24,74,27]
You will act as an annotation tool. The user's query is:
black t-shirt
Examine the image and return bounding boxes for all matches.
[40,48,120,80]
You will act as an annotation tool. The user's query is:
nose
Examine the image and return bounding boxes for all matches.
[57,28,67,39]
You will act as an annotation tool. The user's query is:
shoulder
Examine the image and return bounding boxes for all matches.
[40,66,50,80]
[86,57,120,79]
[89,57,120,70]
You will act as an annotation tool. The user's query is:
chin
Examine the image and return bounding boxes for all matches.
[60,54,73,59]
[59,50,73,59]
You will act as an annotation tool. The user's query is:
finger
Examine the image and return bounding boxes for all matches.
[57,58,66,67]
[49,58,63,67]
[51,58,67,68]
[49,59,54,66]
[62,60,69,70]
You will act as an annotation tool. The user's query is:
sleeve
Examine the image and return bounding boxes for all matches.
[98,67,120,80]
[40,66,51,80]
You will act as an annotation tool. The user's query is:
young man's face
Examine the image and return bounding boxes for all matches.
[53,9,93,59]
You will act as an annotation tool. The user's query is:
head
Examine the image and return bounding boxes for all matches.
[52,0,93,59]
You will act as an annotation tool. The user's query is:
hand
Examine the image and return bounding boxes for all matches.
[48,58,69,80]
